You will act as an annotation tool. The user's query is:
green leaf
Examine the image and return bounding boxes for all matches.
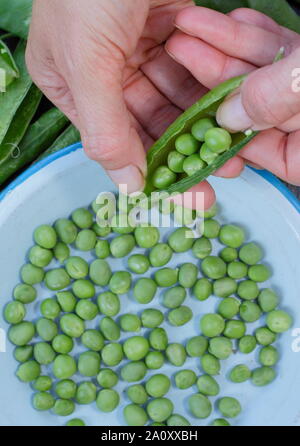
[0,0,32,39]
[194,0,248,13]
[248,0,300,33]
[0,39,19,90]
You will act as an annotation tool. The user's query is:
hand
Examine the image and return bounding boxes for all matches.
[166,6,300,186]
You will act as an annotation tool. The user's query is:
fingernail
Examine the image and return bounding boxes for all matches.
[107,165,145,195]
[165,44,181,64]
[216,93,253,133]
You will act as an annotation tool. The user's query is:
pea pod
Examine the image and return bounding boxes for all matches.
[0,108,68,186]
[39,124,80,160]
[0,39,19,90]
[0,0,32,39]
[194,0,248,13]
[144,75,257,195]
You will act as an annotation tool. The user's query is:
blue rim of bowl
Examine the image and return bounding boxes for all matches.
[0,142,299,214]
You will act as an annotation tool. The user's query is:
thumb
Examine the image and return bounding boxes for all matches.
[71,61,146,194]
[217,47,300,132]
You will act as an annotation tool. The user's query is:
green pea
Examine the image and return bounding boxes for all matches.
[34,225,57,249]
[14,345,33,362]
[191,118,215,141]
[36,318,58,341]
[248,264,271,282]
[78,351,100,377]
[13,284,37,304]
[16,360,40,382]
[175,132,199,155]
[220,247,238,263]
[238,335,257,354]
[147,398,174,422]
[146,374,171,398]
[72,279,95,299]
[4,301,26,324]
[200,313,225,337]
[60,313,85,338]
[178,263,198,288]
[255,327,277,345]
[101,343,124,366]
[237,280,259,300]
[54,219,77,244]
[258,288,279,312]
[193,278,212,301]
[135,225,160,248]
[141,309,164,328]
[65,256,88,279]
[71,208,93,229]
[97,369,119,388]
[201,354,220,375]
[45,268,70,291]
[239,335,256,354]
[167,414,190,426]
[266,310,292,333]
[56,291,76,313]
[202,219,221,239]
[121,361,147,382]
[201,256,226,279]
[75,300,98,320]
[224,320,246,339]
[240,301,262,322]
[127,384,148,405]
[66,418,85,426]
[168,150,185,173]
[218,297,240,319]
[123,336,149,361]
[124,404,148,426]
[168,306,193,327]
[200,143,218,164]
[75,229,97,251]
[95,239,110,259]
[213,277,237,298]
[110,234,135,258]
[81,330,104,352]
[120,314,141,332]
[168,227,194,253]
[205,127,232,153]
[186,336,208,357]
[40,298,61,320]
[197,375,220,396]
[96,292,119,318]
[166,343,186,366]
[100,317,120,341]
[92,222,111,237]
[229,364,251,383]
[259,346,279,366]
[163,286,186,309]
[218,397,241,418]
[183,154,205,176]
[34,342,56,365]
[33,376,52,392]
[192,237,212,259]
[211,418,230,426]
[175,369,197,389]
[55,379,77,399]
[209,337,233,360]
[128,254,150,274]
[145,351,164,369]
[21,264,45,285]
[189,394,212,419]
[251,366,276,386]
[134,278,157,304]
[90,259,112,286]
[109,271,132,294]
[149,328,168,351]
[219,224,245,248]
[54,242,70,263]
[227,261,248,279]
[52,334,74,354]
[53,399,75,416]
[152,166,177,189]
[239,242,263,265]
[53,354,77,379]
[149,243,173,267]
[155,268,178,287]
[76,382,97,404]
[33,392,55,411]
[29,245,53,267]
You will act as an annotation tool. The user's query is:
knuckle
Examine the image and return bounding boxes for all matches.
[82,134,121,165]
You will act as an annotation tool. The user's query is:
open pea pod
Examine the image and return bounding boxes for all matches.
[144,75,257,195]
[0,39,20,90]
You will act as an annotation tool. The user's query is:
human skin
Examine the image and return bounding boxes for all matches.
[26,2,300,208]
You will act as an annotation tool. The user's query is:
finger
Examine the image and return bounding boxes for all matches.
[213,156,245,178]
[239,129,300,185]
[166,30,255,90]
[170,180,216,210]
[141,46,207,109]
[124,70,182,140]
[129,111,154,151]
[217,48,300,132]
[174,6,294,66]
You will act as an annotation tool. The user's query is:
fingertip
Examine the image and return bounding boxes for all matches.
[169,180,216,210]
[213,156,245,178]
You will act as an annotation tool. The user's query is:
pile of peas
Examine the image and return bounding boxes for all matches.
[4,198,293,426]
[152,118,233,190]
